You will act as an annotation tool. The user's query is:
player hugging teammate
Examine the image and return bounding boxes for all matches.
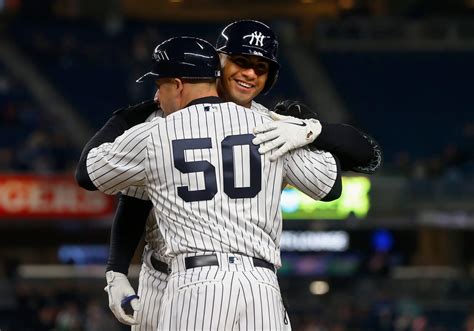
[76,20,381,331]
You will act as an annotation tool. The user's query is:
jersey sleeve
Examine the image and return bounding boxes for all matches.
[86,122,153,195]
[119,108,164,200]
[283,148,339,200]
[146,109,165,122]
[121,186,149,200]
[250,101,270,114]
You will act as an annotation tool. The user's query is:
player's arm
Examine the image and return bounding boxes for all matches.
[107,194,151,275]
[313,122,381,174]
[105,193,152,325]
[275,100,382,174]
[82,120,153,194]
[284,148,342,202]
[253,100,382,174]
[75,100,158,190]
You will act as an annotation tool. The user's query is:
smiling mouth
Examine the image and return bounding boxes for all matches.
[235,80,254,89]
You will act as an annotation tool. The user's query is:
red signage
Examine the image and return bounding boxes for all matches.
[0,174,115,219]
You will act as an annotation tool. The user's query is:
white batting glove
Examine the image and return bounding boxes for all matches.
[104,270,141,325]
[253,111,322,161]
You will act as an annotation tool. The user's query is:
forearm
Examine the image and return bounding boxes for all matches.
[312,123,381,173]
[271,100,382,174]
[107,194,153,275]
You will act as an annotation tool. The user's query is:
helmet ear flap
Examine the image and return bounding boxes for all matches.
[261,63,279,95]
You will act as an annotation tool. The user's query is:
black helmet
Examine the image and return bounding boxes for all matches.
[136,36,221,83]
[216,20,279,94]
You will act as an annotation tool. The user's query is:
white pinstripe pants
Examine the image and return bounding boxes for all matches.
[158,252,291,331]
[132,250,169,331]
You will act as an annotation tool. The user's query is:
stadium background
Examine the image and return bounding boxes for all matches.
[0,0,473,330]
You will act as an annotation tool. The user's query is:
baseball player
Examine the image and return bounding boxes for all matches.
[214,20,381,167]
[76,20,381,329]
[77,21,380,330]
[78,36,341,330]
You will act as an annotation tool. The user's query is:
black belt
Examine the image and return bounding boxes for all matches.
[184,254,275,272]
[150,255,170,274]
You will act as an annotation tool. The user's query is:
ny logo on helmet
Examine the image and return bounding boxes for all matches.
[243,31,268,47]
[153,49,169,61]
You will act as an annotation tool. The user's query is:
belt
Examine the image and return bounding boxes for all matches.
[150,255,170,274]
[184,254,275,272]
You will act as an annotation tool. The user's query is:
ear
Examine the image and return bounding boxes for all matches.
[174,78,184,94]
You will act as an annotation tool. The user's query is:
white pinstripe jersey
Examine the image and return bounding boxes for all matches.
[121,109,168,261]
[88,100,338,267]
[122,101,269,262]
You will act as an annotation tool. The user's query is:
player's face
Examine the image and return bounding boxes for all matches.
[218,54,269,108]
[154,78,180,115]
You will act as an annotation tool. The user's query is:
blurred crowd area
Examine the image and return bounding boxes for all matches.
[0,17,472,179]
[0,281,122,331]
[0,65,79,173]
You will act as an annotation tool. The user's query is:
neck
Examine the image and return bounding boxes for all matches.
[180,82,218,109]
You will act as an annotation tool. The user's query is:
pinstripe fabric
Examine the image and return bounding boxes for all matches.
[87,101,338,268]
[119,108,169,261]
[125,102,270,330]
[122,109,169,331]
[132,248,168,331]
[250,101,270,115]
[87,100,338,330]
[159,253,288,331]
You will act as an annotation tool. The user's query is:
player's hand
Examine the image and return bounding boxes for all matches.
[104,271,141,325]
[273,100,318,120]
[252,111,322,161]
[112,99,159,128]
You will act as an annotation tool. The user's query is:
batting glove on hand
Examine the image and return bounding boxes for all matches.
[105,270,140,325]
[253,111,322,161]
[273,100,318,120]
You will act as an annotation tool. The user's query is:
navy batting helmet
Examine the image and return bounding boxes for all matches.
[216,20,279,94]
[136,36,221,83]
